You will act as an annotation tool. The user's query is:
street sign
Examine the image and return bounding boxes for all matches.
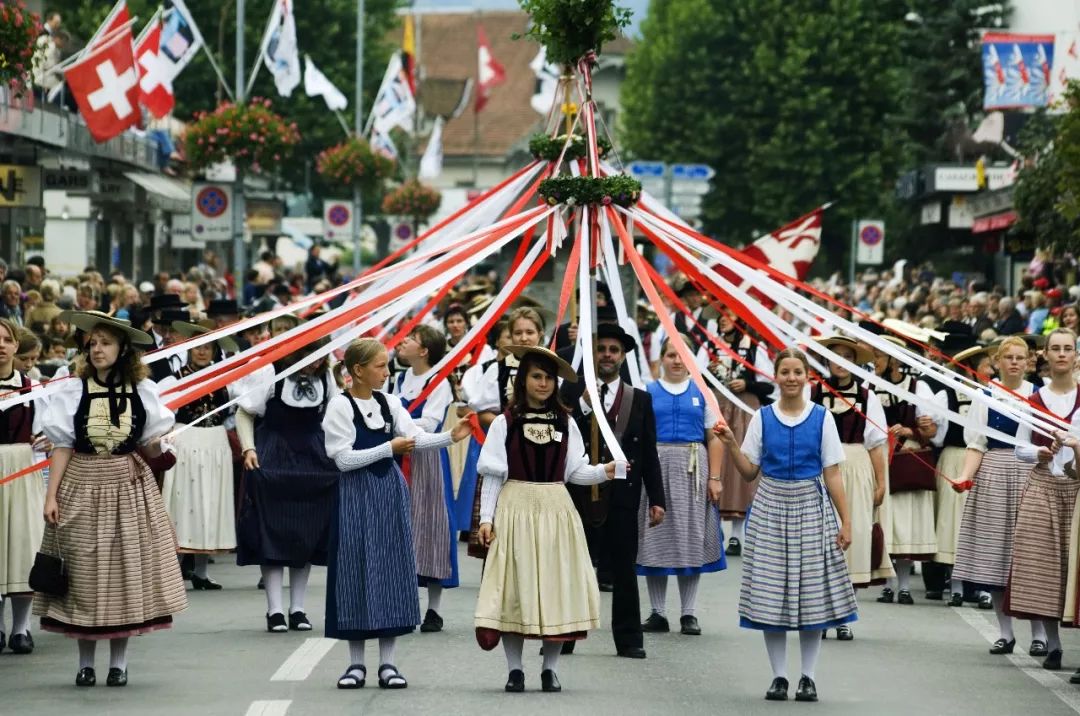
[171,214,206,249]
[191,182,233,241]
[855,219,885,265]
[670,163,715,181]
[323,199,353,241]
[628,160,665,178]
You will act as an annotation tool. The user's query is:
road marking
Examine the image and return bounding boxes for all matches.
[245,701,291,716]
[270,637,337,682]
[954,607,1080,714]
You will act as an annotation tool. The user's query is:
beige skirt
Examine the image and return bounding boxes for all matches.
[0,444,45,595]
[33,452,188,639]
[888,441,938,559]
[934,446,968,564]
[841,444,894,586]
[162,425,236,553]
[475,480,600,638]
[1059,473,1080,626]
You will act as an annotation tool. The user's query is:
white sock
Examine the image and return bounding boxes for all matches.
[799,630,823,679]
[950,578,963,596]
[646,575,668,616]
[763,631,787,679]
[542,640,561,672]
[288,565,311,614]
[261,566,284,615]
[379,636,396,666]
[731,518,745,542]
[677,575,700,616]
[109,637,128,671]
[427,584,443,613]
[503,633,524,672]
[10,595,31,636]
[348,640,366,668]
[894,559,912,592]
[1045,620,1062,652]
[78,639,96,669]
[193,554,209,579]
[991,592,1014,641]
[1031,619,1048,643]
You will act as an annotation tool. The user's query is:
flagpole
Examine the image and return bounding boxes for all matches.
[472,11,480,188]
[353,0,366,276]
[234,0,248,302]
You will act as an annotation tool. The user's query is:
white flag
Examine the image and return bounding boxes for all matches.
[304,56,347,111]
[371,127,399,160]
[258,0,301,97]
[159,0,205,82]
[529,47,560,116]
[366,52,416,137]
[419,116,444,179]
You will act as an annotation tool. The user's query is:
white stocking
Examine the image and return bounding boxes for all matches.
[348,640,365,668]
[288,565,311,614]
[9,595,31,636]
[1044,620,1061,652]
[677,575,701,616]
[109,637,129,670]
[991,592,1014,642]
[799,630,823,679]
[763,631,787,679]
[502,633,524,672]
[1031,618,1048,643]
[542,640,561,672]
[427,584,443,613]
[894,559,912,592]
[646,575,668,616]
[261,565,284,615]
[78,639,96,669]
[193,554,210,579]
[730,518,745,542]
[379,636,396,666]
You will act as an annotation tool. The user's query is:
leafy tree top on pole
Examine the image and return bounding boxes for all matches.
[514,0,632,67]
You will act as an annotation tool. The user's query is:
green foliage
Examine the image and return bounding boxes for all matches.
[382,179,441,221]
[0,2,40,98]
[514,0,632,66]
[539,175,641,207]
[183,98,300,173]
[316,136,397,192]
[1057,81,1080,234]
[529,133,612,161]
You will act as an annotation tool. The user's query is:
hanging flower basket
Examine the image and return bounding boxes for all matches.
[382,179,442,222]
[0,3,40,99]
[514,0,633,67]
[539,175,641,208]
[183,98,300,174]
[316,136,397,192]
[529,133,612,162]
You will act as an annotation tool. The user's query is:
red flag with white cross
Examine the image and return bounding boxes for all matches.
[135,14,175,118]
[64,25,141,143]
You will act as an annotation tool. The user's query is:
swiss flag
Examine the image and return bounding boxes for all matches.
[476,25,506,113]
[64,26,141,143]
[90,1,131,49]
[135,17,175,118]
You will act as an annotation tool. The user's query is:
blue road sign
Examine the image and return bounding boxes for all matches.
[671,163,715,181]
[628,161,666,178]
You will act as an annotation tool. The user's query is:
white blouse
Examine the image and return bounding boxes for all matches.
[390,367,452,433]
[1015,386,1080,476]
[322,391,451,473]
[964,381,1034,453]
[469,358,513,413]
[43,377,175,449]
[740,401,846,471]
[236,365,340,417]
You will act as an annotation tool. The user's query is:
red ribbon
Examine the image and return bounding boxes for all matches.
[0,459,48,486]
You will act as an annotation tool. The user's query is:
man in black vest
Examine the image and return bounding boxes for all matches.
[563,322,666,658]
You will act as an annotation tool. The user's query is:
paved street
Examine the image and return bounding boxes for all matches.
[5,539,1080,716]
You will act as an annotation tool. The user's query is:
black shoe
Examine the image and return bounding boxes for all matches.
[9,632,33,654]
[289,611,312,631]
[897,590,914,605]
[1030,640,1049,657]
[925,590,943,601]
[505,669,525,693]
[1043,649,1063,670]
[598,581,614,593]
[989,638,1016,655]
[876,588,894,603]
[616,646,647,659]
[1070,668,1080,685]
[765,677,789,701]
[541,669,562,692]
[978,593,994,610]
[266,612,288,633]
[948,592,963,607]
[726,537,742,557]
[106,668,128,687]
[836,625,854,641]
[76,667,96,687]
[680,615,701,636]
[420,609,443,633]
[642,612,670,632]
[191,575,223,591]
[795,676,818,702]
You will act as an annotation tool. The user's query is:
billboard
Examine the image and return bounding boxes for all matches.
[982,32,1054,110]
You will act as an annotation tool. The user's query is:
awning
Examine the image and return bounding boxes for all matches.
[122,171,190,213]
[972,210,1017,234]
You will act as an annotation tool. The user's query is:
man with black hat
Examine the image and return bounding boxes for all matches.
[148,294,188,350]
[206,298,244,351]
[563,322,666,659]
[149,307,194,382]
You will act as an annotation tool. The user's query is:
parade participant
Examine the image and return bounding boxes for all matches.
[716,346,856,703]
[809,336,889,641]
[323,338,472,690]
[391,325,458,632]
[701,311,775,557]
[1008,328,1080,671]
[638,334,725,636]
[952,337,1047,656]
[236,335,340,634]
[0,319,48,655]
[158,322,240,590]
[474,345,615,693]
[147,294,186,349]
[34,311,185,687]
[206,299,242,330]
[149,308,192,382]
[565,322,665,658]
[443,304,488,529]
[13,329,42,381]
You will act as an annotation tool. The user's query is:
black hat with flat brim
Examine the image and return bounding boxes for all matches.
[149,294,186,311]
[595,322,637,353]
[153,308,192,326]
[206,299,240,317]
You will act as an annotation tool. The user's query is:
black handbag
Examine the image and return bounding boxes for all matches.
[29,526,68,597]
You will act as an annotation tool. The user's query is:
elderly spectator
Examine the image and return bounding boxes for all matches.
[26,279,63,334]
[165,278,185,296]
[0,280,24,326]
[965,292,994,335]
[74,282,99,311]
[995,297,1025,335]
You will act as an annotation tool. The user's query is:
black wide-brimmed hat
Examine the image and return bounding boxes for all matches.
[206,298,240,317]
[153,308,193,326]
[149,294,186,311]
[595,322,637,353]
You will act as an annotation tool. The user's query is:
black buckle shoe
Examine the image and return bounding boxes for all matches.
[876,588,894,603]
[191,575,223,591]
[726,538,742,557]
[9,632,33,654]
[642,612,670,632]
[680,615,701,636]
[897,590,914,605]
[978,593,993,610]
[106,668,128,687]
[948,592,964,607]
[76,667,96,687]
[989,638,1016,655]
[1030,640,1049,657]
[795,676,818,702]
[420,609,443,633]
[289,611,312,631]
[505,669,525,693]
[541,669,562,692]
[266,612,288,633]
[765,677,789,701]
[836,625,854,641]
[616,646,647,659]
[1044,649,1063,670]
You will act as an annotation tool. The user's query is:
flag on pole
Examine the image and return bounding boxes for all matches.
[419,116,444,179]
[366,52,416,136]
[402,14,417,95]
[529,46,560,116]
[476,25,505,113]
[371,127,399,160]
[63,23,141,142]
[257,0,301,97]
[158,0,205,82]
[48,0,130,102]
[304,56,347,111]
[134,12,175,118]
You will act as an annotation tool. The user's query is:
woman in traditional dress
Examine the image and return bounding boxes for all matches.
[716,347,855,703]
[639,334,725,636]
[1009,327,1080,672]
[236,336,340,633]
[0,319,48,655]
[809,336,889,641]
[34,311,186,687]
[159,321,239,590]
[474,346,613,693]
[323,338,472,690]
[952,337,1047,656]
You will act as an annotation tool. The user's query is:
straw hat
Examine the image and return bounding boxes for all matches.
[952,345,991,365]
[504,345,577,383]
[814,335,873,365]
[66,311,154,347]
[172,320,239,354]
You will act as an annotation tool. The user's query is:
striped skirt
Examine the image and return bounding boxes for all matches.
[933,446,969,564]
[739,476,858,631]
[0,444,45,595]
[162,425,236,554]
[636,442,725,575]
[1006,466,1080,620]
[410,447,458,587]
[840,444,894,587]
[716,391,759,518]
[953,449,1027,591]
[33,453,188,639]
[325,462,420,640]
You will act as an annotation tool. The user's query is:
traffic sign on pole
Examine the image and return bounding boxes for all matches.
[323,199,354,241]
[855,219,885,265]
[670,163,716,181]
[191,182,234,241]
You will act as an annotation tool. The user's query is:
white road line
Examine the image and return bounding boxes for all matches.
[245,700,291,716]
[270,637,337,682]
[954,607,1080,714]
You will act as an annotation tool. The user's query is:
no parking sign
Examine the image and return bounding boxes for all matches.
[855,219,885,265]
[323,199,353,240]
[191,182,234,241]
